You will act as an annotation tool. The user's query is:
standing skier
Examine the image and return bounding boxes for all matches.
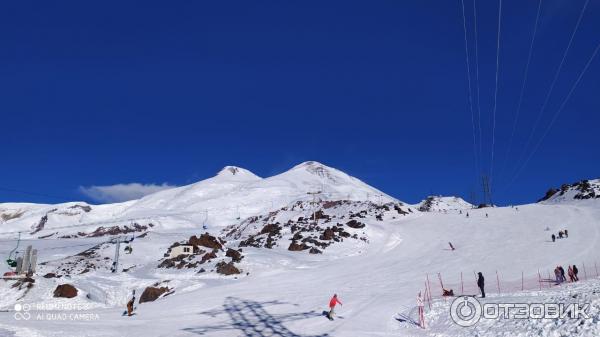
[327,294,342,320]
[477,272,485,298]
[554,267,561,284]
[564,229,568,238]
[551,234,556,242]
[572,265,579,281]
[126,290,136,316]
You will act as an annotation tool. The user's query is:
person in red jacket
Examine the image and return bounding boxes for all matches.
[327,294,342,320]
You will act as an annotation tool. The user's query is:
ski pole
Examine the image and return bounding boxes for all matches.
[582,262,588,280]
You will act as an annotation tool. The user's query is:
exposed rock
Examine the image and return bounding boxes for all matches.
[189,233,223,250]
[139,286,170,303]
[43,273,58,278]
[216,261,241,275]
[226,248,243,263]
[320,228,335,240]
[346,220,365,229]
[288,241,309,251]
[54,284,78,298]
[200,251,217,264]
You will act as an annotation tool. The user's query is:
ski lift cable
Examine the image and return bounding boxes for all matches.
[497,0,543,186]
[505,41,600,191]
[509,0,590,180]
[459,0,481,184]
[473,0,483,177]
[489,0,503,193]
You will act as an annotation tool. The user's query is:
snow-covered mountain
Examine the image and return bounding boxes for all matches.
[415,195,473,212]
[538,179,600,204]
[1,168,599,337]
[0,161,401,238]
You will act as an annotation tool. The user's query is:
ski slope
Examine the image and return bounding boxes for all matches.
[0,164,598,337]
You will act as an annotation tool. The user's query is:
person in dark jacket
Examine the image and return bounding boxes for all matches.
[559,266,566,283]
[551,234,556,242]
[564,229,568,238]
[477,272,485,298]
[572,265,579,281]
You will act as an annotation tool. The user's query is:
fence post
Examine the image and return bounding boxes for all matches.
[595,261,598,277]
[496,270,501,293]
[582,262,588,280]
[425,281,431,310]
[538,269,542,291]
[521,271,524,291]
[547,270,552,287]
[438,273,444,291]
[426,274,432,302]
[461,272,464,295]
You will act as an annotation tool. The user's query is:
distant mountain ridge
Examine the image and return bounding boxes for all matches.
[538,179,600,203]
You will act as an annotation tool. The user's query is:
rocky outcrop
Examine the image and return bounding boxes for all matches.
[54,284,78,298]
[189,233,223,250]
[216,261,241,275]
[139,286,170,303]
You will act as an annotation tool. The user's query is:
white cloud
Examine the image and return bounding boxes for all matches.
[79,183,176,203]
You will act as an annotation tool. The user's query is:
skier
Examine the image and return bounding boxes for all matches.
[572,265,579,281]
[448,242,455,251]
[459,210,462,215]
[485,213,488,218]
[558,231,564,239]
[564,229,568,238]
[126,290,136,316]
[466,212,469,218]
[559,266,566,283]
[568,265,575,282]
[551,234,556,242]
[327,294,342,320]
[477,272,485,298]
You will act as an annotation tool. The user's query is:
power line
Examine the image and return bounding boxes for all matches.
[505,41,600,190]
[459,0,480,184]
[498,0,543,185]
[473,0,483,178]
[489,0,503,194]
[510,0,590,181]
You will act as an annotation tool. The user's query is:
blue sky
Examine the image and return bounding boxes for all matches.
[0,0,598,205]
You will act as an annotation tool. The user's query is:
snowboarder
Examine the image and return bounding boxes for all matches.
[564,229,568,238]
[572,265,579,281]
[568,265,575,282]
[327,294,342,320]
[559,266,566,283]
[126,290,136,316]
[417,292,425,329]
[477,272,485,298]
[551,234,556,242]
[448,242,455,251]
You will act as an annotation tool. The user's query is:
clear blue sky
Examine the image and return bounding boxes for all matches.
[1,0,598,205]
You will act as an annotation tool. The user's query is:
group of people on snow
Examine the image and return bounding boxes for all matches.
[554,265,579,284]
[551,229,569,242]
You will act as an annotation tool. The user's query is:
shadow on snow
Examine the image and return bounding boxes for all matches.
[183,297,329,337]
